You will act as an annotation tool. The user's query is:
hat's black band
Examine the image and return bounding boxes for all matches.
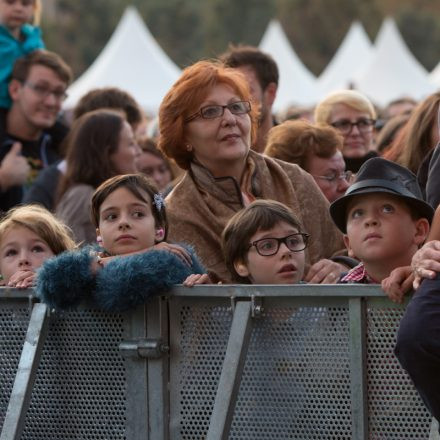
[346,179,416,199]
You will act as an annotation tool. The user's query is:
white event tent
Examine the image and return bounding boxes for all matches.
[259,20,318,111]
[317,21,373,96]
[354,18,435,107]
[429,62,440,88]
[63,7,181,114]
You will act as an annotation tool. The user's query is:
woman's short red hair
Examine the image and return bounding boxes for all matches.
[158,60,259,170]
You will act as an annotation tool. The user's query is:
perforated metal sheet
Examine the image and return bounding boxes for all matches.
[21,309,128,440]
[170,296,432,440]
[170,299,352,439]
[172,302,231,438]
[367,302,431,439]
[0,301,30,428]
[231,305,351,439]
[2,291,433,440]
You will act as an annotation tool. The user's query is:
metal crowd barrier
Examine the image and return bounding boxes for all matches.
[0,285,436,439]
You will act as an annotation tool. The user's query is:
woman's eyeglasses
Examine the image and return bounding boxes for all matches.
[249,233,310,256]
[185,101,251,122]
[331,118,375,135]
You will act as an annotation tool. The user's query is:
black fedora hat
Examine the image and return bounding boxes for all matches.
[330,157,434,233]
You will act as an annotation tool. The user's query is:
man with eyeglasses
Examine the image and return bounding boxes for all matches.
[314,90,378,173]
[0,50,72,211]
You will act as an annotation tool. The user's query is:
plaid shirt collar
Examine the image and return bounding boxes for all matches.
[340,262,379,284]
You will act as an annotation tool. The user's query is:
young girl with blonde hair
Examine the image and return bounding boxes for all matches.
[0,204,75,288]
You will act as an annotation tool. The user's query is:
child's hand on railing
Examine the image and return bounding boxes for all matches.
[183,273,216,287]
[153,242,192,266]
[7,270,36,289]
[90,243,193,273]
[304,259,344,284]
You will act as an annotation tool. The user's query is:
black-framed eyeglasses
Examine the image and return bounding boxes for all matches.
[249,233,310,257]
[185,101,251,122]
[24,81,68,101]
[312,170,353,184]
[331,118,376,135]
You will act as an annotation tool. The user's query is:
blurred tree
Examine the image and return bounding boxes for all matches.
[202,0,275,57]
[397,8,440,71]
[40,0,440,79]
[135,0,203,67]
[276,0,382,75]
[41,0,128,76]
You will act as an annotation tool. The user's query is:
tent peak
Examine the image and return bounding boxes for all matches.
[64,5,181,113]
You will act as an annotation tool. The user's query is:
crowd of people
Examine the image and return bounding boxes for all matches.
[2,0,440,427]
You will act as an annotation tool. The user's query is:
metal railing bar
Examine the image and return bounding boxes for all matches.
[349,298,369,440]
[0,288,35,300]
[0,285,388,301]
[0,303,49,440]
[429,417,440,439]
[171,284,387,298]
[123,305,149,440]
[146,297,170,440]
[206,300,253,440]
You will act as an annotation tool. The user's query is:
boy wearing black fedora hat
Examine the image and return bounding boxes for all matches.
[329,157,433,284]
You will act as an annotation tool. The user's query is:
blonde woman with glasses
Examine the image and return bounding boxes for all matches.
[314,90,377,173]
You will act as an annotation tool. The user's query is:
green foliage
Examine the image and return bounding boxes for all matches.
[135,0,203,67]
[276,0,382,74]
[41,0,440,79]
[397,8,440,71]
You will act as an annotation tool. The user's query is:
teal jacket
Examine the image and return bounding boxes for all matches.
[0,24,45,108]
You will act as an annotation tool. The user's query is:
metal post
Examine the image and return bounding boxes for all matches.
[206,300,253,440]
[348,297,368,440]
[124,304,149,440]
[146,296,169,440]
[1,303,49,440]
[429,417,440,440]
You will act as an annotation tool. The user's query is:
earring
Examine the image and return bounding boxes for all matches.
[186,144,192,152]
[156,228,164,238]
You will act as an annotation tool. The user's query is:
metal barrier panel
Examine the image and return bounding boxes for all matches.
[366,297,431,439]
[0,295,32,429]
[232,298,352,439]
[169,296,231,438]
[21,307,128,439]
[168,286,432,440]
[1,286,434,439]
[0,291,161,440]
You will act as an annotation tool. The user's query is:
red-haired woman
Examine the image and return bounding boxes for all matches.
[158,60,346,283]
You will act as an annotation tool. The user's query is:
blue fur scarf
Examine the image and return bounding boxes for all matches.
[36,245,205,312]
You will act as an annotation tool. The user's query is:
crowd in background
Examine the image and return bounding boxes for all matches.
[2,0,440,426]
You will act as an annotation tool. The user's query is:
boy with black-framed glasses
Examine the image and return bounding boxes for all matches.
[221,199,308,284]
[185,199,308,286]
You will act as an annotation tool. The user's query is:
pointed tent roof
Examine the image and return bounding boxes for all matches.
[429,61,440,87]
[354,18,435,107]
[318,21,373,96]
[259,19,318,111]
[63,7,181,113]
